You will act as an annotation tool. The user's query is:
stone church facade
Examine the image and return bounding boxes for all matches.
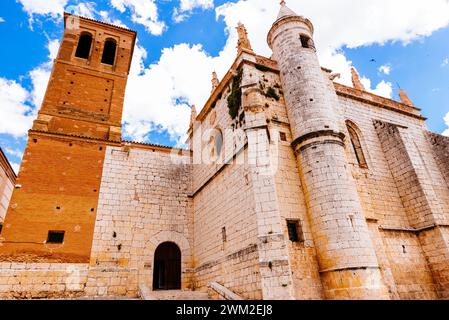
[0,3,448,300]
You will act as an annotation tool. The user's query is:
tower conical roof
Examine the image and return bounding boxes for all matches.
[277,1,298,21]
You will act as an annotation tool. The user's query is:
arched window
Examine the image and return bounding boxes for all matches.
[101,39,117,65]
[75,33,92,59]
[346,121,368,169]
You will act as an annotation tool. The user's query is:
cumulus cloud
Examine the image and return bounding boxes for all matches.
[0,78,34,137]
[98,10,128,28]
[361,77,393,98]
[119,0,449,144]
[17,0,68,17]
[122,42,224,142]
[29,39,60,109]
[443,112,449,136]
[66,2,97,19]
[0,39,58,138]
[110,0,165,35]
[379,64,392,75]
[10,162,20,175]
[0,17,5,23]
[173,0,214,23]
[4,147,24,159]
[442,57,449,67]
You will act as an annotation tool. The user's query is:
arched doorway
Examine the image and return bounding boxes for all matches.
[153,242,181,290]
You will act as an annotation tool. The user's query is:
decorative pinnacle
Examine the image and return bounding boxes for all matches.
[280,0,286,6]
[351,68,365,91]
[211,71,219,93]
[399,89,414,107]
[236,22,253,54]
[189,105,197,129]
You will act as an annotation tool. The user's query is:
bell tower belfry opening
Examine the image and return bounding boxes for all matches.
[0,14,136,263]
[33,13,136,142]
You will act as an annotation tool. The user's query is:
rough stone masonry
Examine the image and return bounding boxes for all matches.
[0,2,448,300]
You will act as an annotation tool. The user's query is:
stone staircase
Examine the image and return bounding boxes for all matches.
[151,290,210,300]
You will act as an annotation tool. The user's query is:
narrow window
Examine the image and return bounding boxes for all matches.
[101,39,117,65]
[287,220,304,243]
[47,231,65,244]
[279,132,287,142]
[0,223,3,234]
[75,33,92,59]
[215,129,223,157]
[347,123,368,169]
[222,227,227,243]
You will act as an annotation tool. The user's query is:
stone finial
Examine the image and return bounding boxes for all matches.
[399,89,414,107]
[280,0,286,6]
[236,22,253,53]
[190,105,197,128]
[351,68,365,91]
[211,71,219,92]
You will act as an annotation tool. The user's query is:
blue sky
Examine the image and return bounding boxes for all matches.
[0,0,449,173]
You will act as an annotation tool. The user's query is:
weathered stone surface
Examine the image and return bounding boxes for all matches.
[0,4,448,301]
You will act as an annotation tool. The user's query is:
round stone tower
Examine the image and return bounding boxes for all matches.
[268,2,389,299]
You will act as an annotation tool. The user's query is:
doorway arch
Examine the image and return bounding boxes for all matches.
[153,242,181,290]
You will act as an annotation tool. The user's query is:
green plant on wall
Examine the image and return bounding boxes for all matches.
[227,69,243,120]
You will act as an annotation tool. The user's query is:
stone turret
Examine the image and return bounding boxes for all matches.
[267,1,389,299]
[211,71,219,93]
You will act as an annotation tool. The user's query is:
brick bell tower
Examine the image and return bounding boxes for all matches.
[0,14,136,263]
[268,2,389,299]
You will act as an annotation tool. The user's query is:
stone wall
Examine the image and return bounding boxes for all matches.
[337,94,448,299]
[271,125,323,299]
[192,153,262,299]
[0,263,89,299]
[427,132,449,190]
[87,144,193,296]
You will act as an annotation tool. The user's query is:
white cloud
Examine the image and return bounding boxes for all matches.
[29,39,60,109]
[379,64,392,75]
[0,78,34,137]
[442,57,449,67]
[123,42,223,142]
[0,17,5,23]
[110,0,165,35]
[360,77,393,98]
[443,112,449,137]
[98,11,128,28]
[66,2,97,19]
[214,0,449,85]
[10,162,20,175]
[173,0,214,23]
[0,39,58,138]
[4,147,24,159]
[17,0,68,17]
[120,0,449,143]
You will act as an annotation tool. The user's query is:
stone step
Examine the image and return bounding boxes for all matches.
[152,290,210,300]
